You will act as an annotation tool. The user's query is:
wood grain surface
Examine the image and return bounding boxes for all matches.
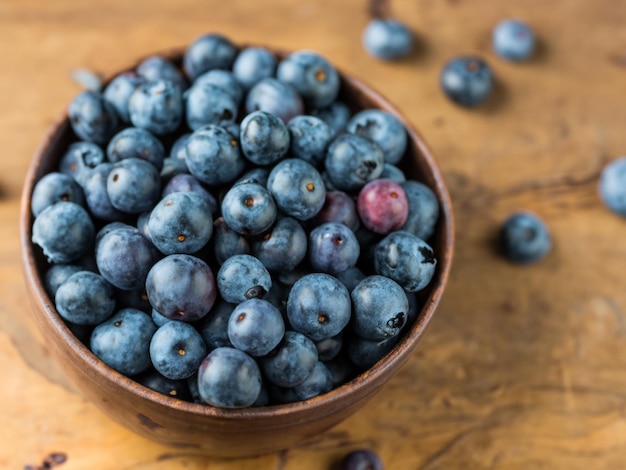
[3,0,626,468]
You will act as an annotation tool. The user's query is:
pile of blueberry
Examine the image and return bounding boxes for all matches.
[30,32,441,409]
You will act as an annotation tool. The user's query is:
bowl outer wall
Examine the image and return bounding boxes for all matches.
[19,48,454,457]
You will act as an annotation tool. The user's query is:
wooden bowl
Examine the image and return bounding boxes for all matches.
[19,47,454,457]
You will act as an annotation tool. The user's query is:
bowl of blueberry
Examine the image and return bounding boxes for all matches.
[20,32,454,457]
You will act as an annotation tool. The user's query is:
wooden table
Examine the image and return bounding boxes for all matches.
[3,0,626,468]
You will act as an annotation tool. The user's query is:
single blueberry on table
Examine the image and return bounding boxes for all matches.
[106,127,165,170]
[340,449,384,470]
[308,222,360,275]
[30,172,85,217]
[103,71,147,123]
[184,124,246,186]
[440,56,494,107]
[492,19,535,62]
[240,110,290,166]
[260,330,318,387]
[227,298,285,356]
[128,79,183,135]
[55,271,116,325]
[197,346,262,408]
[184,82,238,131]
[347,109,408,165]
[267,158,326,221]
[148,191,214,255]
[287,273,351,341]
[106,157,161,214]
[68,90,119,145]
[221,182,277,236]
[276,50,340,109]
[32,201,95,264]
[599,157,626,217]
[374,230,437,292]
[362,18,414,61]
[145,254,217,322]
[136,55,188,91]
[59,141,105,186]
[183,33,238,81]
[149,321,208,380]
[250,216,308,273]
[400,180,440,241]
[232,46,276,91]
[217,254,272,304]
[351,275,409,341]
[287,115,332,168]
[499,211,551,264]
[90,308,157,377]
[325,134,385,192]
[245,77,304,123]
[95,224,158,291]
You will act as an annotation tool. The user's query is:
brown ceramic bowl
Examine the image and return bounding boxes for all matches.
[20,46,454,457]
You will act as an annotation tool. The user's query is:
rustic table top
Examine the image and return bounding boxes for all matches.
[3,0,626,468]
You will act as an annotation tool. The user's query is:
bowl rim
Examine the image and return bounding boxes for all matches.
[19,46,455,422]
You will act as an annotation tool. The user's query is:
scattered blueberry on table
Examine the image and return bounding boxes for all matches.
[492,19,535,62]
[499,211,552,264]
[440,56,494,107]
[599,157,626,217]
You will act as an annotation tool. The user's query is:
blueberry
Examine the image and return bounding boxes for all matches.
[314,332,343,362]
[106,127,165,170]
[198,300,235,349]
[287,115,332,168]
[270,360,333,403]
[240,110,290,166]
[357,178,409,234]
[362,18,414,61]
[599,157,626,217]
[161,173,217,215]
[232,46,276,91]
[197,346,262,408]
[440,56,494,107]
[32,201,95,264]
[150,321,207,380]
[184,125,246,186]
[324,355,358,388]
[95,224,158,290]
[492,19,535,62]
[340,449,384,470]
[43,264,83,298]
[277,51,340,109]
[311,101,352,139]
[400,180,440,240]
[374,231,437,292]
[308,222,360,274]
[183,33,238,81]
[59,141,105,186]
[169,133,191,161]
[55,271,116,325]
[267,158,326,221]
[351,275,408,341]
[106,157,161,214]
[184,83,238,131]
[250,216,308,272]
[221,182,278,236]
[212,217,251,265]
[68,90,119,145]
[245,77,304,123]
[347,334,398,370]
[151,308,171,327]
[31,172,85,217]
[103,71,147,123]
[193,69,243,104]
[160,157,189,182]
[81,162,127,221]
[347,109,407,165]
[311,190,360,232]
[325,134,385,192]
[128,80,183,135]
[261,331,318,387]
[135,368,192,400]
[228,298,285,356]
[90,308,157,376]
[235,167,270,187]
[136,55,188,91]
[217,254,272,304]
[335,266,366,293]
[148,191,213,255]
[287,273,351,341]
[499,211,551,264]
[145,254,217,322]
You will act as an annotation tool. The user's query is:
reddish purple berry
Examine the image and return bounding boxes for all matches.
[357,178,408,234]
